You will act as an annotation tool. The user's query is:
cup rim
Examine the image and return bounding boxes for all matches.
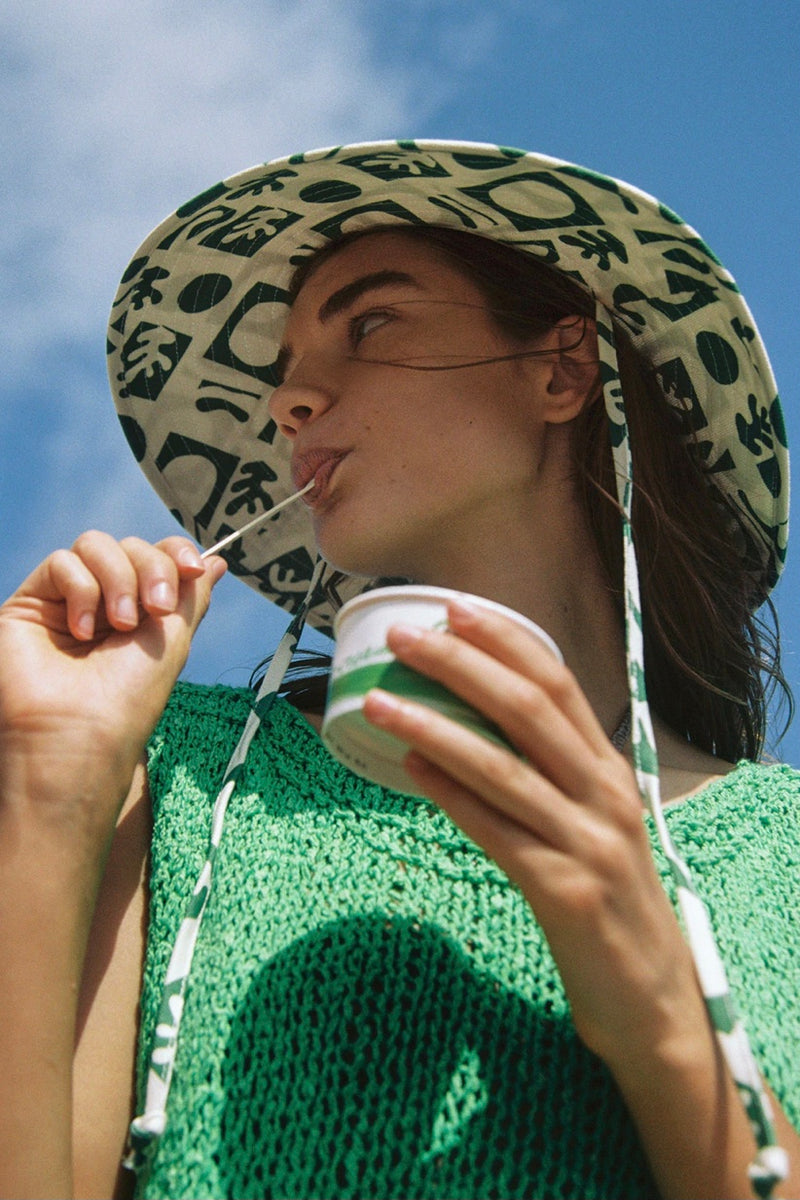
[332,585,562,663]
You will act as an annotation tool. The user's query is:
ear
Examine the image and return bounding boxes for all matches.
[539,315,601,425]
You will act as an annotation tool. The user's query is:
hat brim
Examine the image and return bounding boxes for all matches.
[108,139,788,634]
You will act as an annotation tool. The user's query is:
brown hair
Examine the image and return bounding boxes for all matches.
[263,224,791,761]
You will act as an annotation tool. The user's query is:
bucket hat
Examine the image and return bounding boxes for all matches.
[108,139,788,637]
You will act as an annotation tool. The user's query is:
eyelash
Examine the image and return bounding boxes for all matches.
[348,307,395,347]
[274,305,400,384]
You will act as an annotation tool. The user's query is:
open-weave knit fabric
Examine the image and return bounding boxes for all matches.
[136,681,800,1200]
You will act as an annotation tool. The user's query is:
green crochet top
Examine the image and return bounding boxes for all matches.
[135,681,800,1200]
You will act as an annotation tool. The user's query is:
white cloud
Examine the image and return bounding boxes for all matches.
[0,0,472,673]
[0,0,438,379]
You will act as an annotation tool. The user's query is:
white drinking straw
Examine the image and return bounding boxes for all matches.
[200,480,314,558]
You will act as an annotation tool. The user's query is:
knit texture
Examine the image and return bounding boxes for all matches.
[135,681,800,1200]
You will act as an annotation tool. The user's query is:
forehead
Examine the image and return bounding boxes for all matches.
[289,229,478,316]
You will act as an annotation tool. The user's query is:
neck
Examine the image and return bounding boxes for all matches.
[410,471,630,741]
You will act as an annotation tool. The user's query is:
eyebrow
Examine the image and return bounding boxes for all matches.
[317,270,419,321]
[275,270,421,382]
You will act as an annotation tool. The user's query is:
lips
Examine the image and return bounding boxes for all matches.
[291,447,349,504]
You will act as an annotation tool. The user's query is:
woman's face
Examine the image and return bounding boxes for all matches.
[268,230,556,582]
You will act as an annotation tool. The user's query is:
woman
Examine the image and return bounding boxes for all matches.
[0,141,797,1200]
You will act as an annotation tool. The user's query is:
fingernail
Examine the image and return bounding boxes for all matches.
[447,597,481,625]
[115,595,138,626]
[363,688,402,724]
[177,546,204,571]
[75,612,94,639]
[387,623,424,650]
[148,581,174,610]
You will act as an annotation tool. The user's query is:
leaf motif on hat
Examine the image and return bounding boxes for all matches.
[226,168,299,199]
[246,546,319,607]
[656,357,708,434]
[157,202,301,257]
[226,462,279,517]
[116,321,191,402]
[559,229,628,271]
[196,205,303,258]
[113,264,170,312]
[341,150,451,180]
[736,396,783,499]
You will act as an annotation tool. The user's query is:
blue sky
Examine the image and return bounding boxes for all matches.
[1,0,798,763]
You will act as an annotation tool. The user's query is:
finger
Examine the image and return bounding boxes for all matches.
[69,530,144,631]
[80,554,226,689]
[170,555,227,639]
[384,621,622,802]
[118,536,188,616]
[152,536,207,579]
[386,690,662,907]
[128,539,227,622]
[400,749,564,892]
[364,688,649,920]
[446,599,613,755]
[70,533,215,632]
[123,535,225,627]
[44,548,105,640]
[363,687,581,848]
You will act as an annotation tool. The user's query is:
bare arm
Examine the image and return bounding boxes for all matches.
[0,533,225,1198]
[0,765,148,1198]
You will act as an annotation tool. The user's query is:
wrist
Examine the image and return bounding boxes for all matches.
[1,742,134,856]
[606,1014,761,1200]
[599,961,713,1088]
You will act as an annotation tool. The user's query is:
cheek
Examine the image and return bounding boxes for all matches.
[358,376,522,481]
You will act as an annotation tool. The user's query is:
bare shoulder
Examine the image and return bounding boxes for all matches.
[72,760,151,1200]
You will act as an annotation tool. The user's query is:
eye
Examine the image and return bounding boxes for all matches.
[348,307,395,348]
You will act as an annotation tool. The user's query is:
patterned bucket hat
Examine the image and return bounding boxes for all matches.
[108,139,788,636]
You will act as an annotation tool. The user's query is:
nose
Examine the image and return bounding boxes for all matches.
[268,357,335,440]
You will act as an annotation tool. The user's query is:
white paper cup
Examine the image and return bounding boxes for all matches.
[322,585,562,795]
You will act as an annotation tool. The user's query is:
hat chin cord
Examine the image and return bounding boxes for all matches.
[123,557,326,1175]
[595,305,787,1197]
[125,307,786,1196]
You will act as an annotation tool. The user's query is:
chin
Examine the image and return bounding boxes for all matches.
[313,507,433,582]
[315,534,415,583]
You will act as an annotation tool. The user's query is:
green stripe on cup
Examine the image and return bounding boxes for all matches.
[328,660,510,748]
